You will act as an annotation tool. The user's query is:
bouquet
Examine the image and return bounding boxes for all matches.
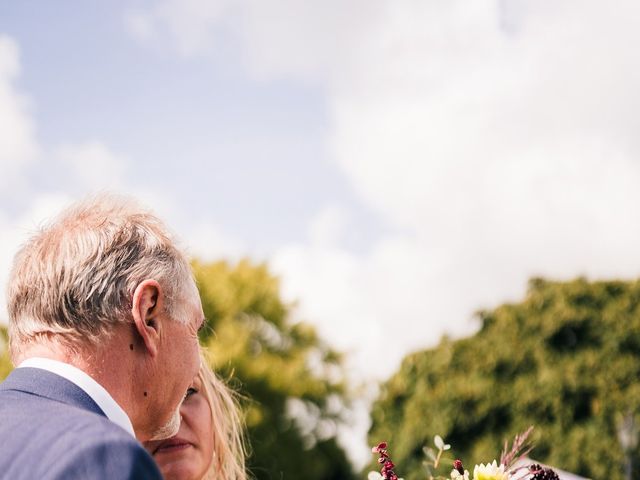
[368,427,560,480]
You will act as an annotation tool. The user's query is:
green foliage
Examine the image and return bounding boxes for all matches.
[368,278,640,480]
[193,259,356,480]
[0,326,12,381]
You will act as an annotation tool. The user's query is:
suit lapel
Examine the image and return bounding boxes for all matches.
[0,367,106,417]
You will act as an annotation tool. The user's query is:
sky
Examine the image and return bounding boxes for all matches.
[1,0,640,468]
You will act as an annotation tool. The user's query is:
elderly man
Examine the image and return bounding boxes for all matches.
[0,195,204,479]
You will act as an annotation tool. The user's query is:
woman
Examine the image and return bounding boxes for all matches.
[144,357,248,479]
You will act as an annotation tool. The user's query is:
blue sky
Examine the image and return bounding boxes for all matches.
[0,1,381,251]
[2,0,640,466]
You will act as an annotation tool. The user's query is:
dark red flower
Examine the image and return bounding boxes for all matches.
[372,441,388,454]
[372,441,399,480]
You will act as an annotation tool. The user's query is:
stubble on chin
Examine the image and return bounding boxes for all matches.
[148,407,181,441]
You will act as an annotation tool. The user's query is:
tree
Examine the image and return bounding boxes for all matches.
[194,259,356,480]
[368,278,640,480]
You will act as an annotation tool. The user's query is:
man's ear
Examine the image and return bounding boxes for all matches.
[131,279,164,357]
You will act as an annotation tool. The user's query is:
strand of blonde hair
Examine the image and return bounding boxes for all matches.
[200,353,249,480]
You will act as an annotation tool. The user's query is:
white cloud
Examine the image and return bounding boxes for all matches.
[0,35,38,194]
[186,220,247,262]
[124,0,232,57]
[273,220,482,381]
[235,0,380,83]
[123,0,380,82]
[330,0,640,238]
[55,141,127,191]
[227,0,640,367]
[307,205,349,248]
[123,9,156,43]
[324,2,640,348]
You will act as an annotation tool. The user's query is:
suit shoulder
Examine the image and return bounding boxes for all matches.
[44,434,163,480]
[0,391,162,479]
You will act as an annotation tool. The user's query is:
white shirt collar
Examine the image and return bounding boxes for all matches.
[17,357,135,437]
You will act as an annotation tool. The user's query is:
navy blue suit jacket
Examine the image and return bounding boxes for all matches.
[0,367,163,479]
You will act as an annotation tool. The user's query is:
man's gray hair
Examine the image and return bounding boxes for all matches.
[7,194,193,355]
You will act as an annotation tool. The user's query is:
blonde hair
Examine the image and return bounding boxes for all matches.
[199,355,248,480]
[6,194,193,356]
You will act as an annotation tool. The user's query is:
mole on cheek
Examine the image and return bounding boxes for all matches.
[129,344,133,351]
[144,392,148,397]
